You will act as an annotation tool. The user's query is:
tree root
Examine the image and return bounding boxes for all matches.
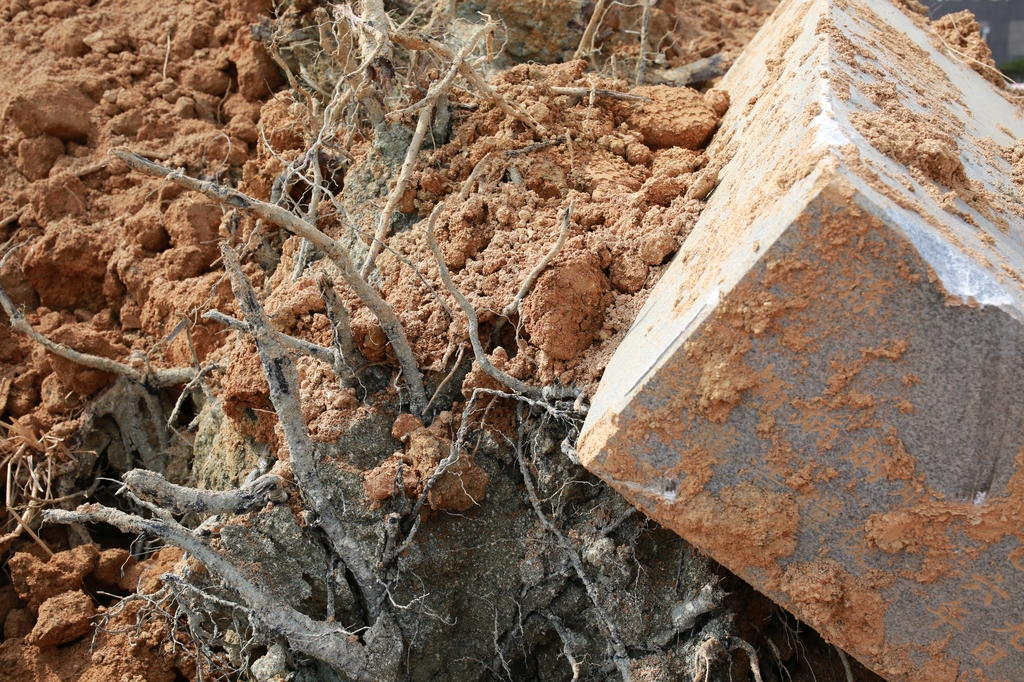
[491,202,572,345]
[2,237,221,474]
[729,637,765,682]
[457,151,492,201]
[424,203,541,398]
[112,148,429,417]
[361,23,491,279]
[202,310,337,368]
[837,646,855,682]
[219,244,384,615]
[674,582,726,631]
[391,30,543,134]
[549,613,584,681]
[92,377,174,473]
[0,281,193,389]
[360,103,434,279]
[317,272,367,382]
[122,468,287,516]
[516,403,632,681]
[42,504,373,681]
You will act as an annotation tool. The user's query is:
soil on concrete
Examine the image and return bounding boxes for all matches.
[0,0,947,679]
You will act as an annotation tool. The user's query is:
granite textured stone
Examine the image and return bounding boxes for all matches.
[579,0,1024,679]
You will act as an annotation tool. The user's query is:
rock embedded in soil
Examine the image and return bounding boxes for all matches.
[579,0,1024,680]
[15,136,64,181]
[4,79,95,140]
[626,85,720,150]
[8,544,98,613]
[26,590,95,648]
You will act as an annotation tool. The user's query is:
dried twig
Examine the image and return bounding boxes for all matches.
[636,0,651,86]
[573,0,607,61]
[932,21,1024,95]
[162,32,172,80]
[346,220,453,318]
[2,236,193,403]
[549,86,650,102]
[424,203,540,398]
[292,136,327,281]
[490,202,571,344]
[166,362,223,430]
[7,504,53,557]
[0,207,25,229]
[386,24,487,122]
[357,0,393,76]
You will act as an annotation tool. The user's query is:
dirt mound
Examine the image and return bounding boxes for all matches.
[0,0,277,433]
[0,0,771,460]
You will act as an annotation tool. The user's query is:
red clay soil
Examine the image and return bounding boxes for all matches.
[1,544,189,681]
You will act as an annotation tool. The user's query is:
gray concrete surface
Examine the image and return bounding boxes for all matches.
[579,0,1024,679]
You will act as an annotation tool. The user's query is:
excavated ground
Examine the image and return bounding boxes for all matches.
[0,0,991,680]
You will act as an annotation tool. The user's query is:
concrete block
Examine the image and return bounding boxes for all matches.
[579,0,1024,679]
